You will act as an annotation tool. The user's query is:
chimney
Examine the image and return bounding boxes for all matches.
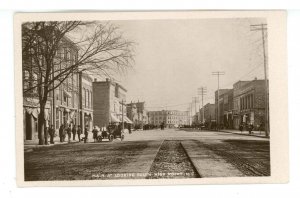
[94,78,97,82]
[254,77,257,80]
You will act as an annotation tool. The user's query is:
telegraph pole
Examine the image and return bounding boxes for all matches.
[192,97,199,126]
[250,24,269,137]
[212,71,225,131]
[198,87,207,124]
[121,99,125,132]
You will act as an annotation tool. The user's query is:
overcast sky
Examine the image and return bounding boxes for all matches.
[110,18,266,112]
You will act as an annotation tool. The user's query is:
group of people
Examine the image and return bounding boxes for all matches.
[43,124,90,145]
[239,122,255,134]
[58,124,90,143]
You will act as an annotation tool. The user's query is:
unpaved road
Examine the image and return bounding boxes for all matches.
[24,128,270,180]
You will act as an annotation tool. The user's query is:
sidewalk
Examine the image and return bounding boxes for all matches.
[220,129,269,139]
[24,132,94,152]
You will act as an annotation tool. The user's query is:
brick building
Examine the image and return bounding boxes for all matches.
[199,103,216,129]
[23,36,81,141]
[232,79,267,130]
[215,89,233,128]
[79,72,93,131]
[148,110,189,128]
[126,101,148,129]
[92,79,132,128]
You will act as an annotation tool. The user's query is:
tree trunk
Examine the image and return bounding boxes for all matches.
[38,102,46,145]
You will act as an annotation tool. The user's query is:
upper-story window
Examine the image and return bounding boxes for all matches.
[83,88,86,108]
[23,70,30,90]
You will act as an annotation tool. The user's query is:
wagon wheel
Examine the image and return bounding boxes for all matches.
[97,136,102,142]
[109,135,114,141]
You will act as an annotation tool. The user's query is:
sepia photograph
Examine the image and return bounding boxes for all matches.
[14,11,288,186]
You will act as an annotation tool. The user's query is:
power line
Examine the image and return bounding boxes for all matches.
[198,87,207,123]
[212,71,225,130]
[250,23,269,137]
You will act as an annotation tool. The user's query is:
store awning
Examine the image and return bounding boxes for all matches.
[64,90,72,98]
[111,113,121,122]
[124,116,133,124]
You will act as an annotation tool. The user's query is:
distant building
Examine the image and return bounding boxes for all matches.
[148,110,189,128]
[126,101,148,129]
[92,78,132,128]
[215,89,233,128]
[232,79,267,130]
[200,103,216,129]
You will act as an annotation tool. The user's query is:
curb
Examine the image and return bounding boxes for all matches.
[219,130,269,139]
[180,141,202,178]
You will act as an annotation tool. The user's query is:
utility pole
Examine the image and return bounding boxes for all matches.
[192,97,199,126]
[198,87,207,124]
[121,99,125,133]
[250,24,269,137]
[212,71,225,131]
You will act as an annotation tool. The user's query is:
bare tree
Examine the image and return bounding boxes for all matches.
[22,21,135,145]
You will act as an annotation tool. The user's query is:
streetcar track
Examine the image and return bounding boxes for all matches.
[147,140,200,179]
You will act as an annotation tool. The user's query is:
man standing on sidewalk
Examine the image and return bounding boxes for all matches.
[67,124,72,143]
[59,124,64,142]
[84,125,89,143]
[239,123,244,133]
[77,125,82,142]
[72,125,77,141]
[49,125,55,144]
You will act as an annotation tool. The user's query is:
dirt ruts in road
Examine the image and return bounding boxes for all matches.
[147,140,200,179]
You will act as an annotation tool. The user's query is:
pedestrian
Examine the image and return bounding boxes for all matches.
[77,125,82,142]
[92,126,98,143]
[248,123,254,134]
[59,124,64,142]
[49,125,55,144]
[128,124,132,134]
[67,124,72,143]
[72,125,76,141]
[84,125,89,143]
[239,123,243,133]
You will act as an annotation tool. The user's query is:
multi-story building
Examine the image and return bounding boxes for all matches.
[93,78,132,128]
[232,79,267,130]
[79,72,93,131]
[148,111,167,126]
[148,110,189,128]
[126,101,148,129]
[199,103,216,129]
[215,89,233,128]
[23,36,81,141]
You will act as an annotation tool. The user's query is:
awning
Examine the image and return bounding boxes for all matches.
[64,90,72,98]
[124,116,133,124]
[70,110,76,119]
[111,113,120,122]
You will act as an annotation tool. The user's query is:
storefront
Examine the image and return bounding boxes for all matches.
[23,99,51,141]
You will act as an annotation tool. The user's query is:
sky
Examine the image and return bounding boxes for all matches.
[105,18,267,112]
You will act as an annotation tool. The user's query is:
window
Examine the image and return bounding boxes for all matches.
[23,70,30,90]
[83,88,86,108]
[87,90,90,108]
[64,48,67,60]
[32,73,38,93]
